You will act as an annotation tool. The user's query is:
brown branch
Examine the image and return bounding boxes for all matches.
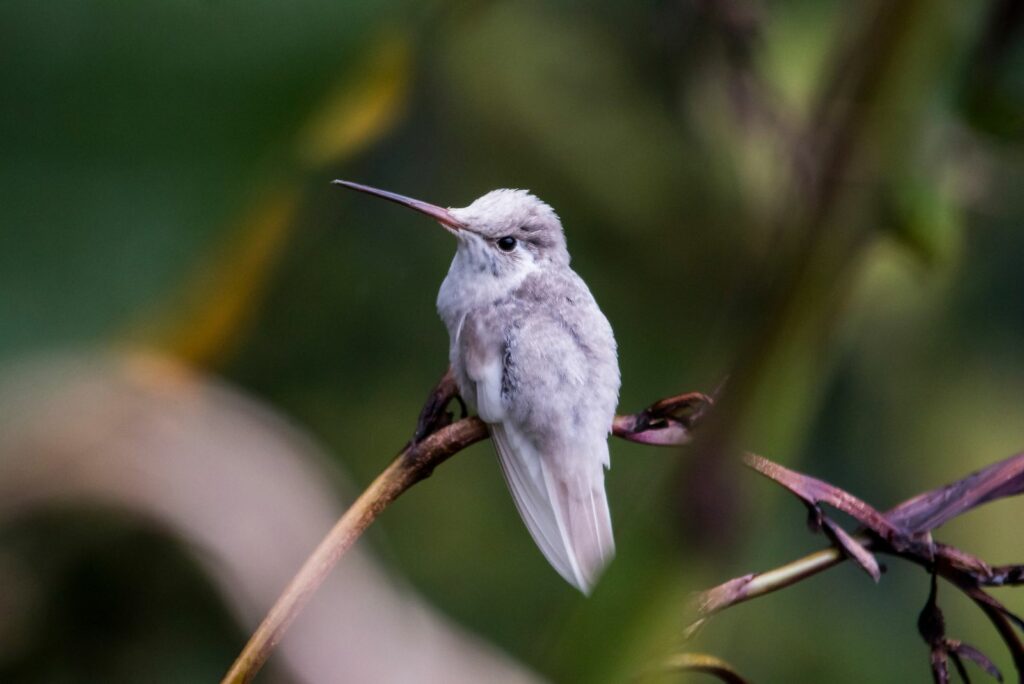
[222,411,487,684]
[222,374,713,684]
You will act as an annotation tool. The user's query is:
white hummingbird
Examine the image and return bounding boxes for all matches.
[336,180,620,593]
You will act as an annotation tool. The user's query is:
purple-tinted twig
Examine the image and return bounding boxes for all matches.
[693,451,1024,679]
[919,573,1004,683]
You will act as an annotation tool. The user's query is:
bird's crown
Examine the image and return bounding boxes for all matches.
[450,189,567,257]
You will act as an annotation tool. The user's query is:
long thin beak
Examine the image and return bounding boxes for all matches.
[332,180,465,230]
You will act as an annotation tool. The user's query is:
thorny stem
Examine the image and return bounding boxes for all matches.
[221,377,711,684]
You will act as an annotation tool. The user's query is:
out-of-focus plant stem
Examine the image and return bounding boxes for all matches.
[684,0,985,552]
[702,0,929,449]
[641,652,751,683]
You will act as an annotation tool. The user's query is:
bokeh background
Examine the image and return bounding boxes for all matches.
[2,0,1023,681]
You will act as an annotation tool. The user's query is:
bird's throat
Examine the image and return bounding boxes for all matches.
[436,244,537,334]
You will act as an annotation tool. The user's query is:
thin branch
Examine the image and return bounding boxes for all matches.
[693,545,847,622]
[222,374,712,684]
[222,410,486,684]
[639,652,751,684]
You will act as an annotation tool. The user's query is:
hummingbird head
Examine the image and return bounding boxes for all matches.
[448,188,568,269]
[334,181,570,279]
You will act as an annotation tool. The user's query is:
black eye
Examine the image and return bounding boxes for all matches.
[496,236,517,252]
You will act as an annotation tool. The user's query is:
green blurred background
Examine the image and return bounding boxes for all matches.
[2,0,1023,681]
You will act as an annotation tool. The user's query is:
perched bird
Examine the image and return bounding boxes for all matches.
[335,180,620,593]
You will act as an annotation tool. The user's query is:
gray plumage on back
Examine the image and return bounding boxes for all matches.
[335,182,620,593]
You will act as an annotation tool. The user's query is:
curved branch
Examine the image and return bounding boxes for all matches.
[640,653,751,684]
[222,416,487,684]
[222,374,711,684]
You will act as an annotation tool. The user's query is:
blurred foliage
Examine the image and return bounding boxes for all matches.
[2,0,1024,682]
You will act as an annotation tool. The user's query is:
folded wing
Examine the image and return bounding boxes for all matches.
[490,421,614,594]
[460,273,620,593]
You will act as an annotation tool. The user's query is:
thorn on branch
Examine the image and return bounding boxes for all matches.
[820,515,881,582]
[744,452,905,578]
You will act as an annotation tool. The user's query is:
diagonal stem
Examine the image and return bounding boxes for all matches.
[222,414,487,684]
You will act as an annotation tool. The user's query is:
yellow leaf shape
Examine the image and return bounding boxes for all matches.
[153,187,299,367]
[142,32,412,368]
[297,32,411,168]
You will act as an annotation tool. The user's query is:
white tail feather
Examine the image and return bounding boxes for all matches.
[491,423,614,593]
